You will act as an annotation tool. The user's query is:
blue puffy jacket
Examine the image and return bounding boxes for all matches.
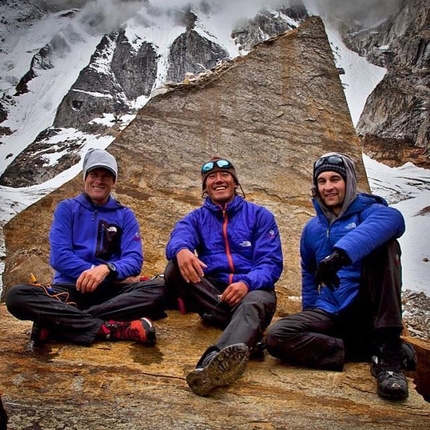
[49,193,143,284]
[166,195,283,291]
[300,193,405,314]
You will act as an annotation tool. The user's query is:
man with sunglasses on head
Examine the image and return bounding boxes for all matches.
[265,152,415,401]
[164,156,283,396]
[6,148,166,347]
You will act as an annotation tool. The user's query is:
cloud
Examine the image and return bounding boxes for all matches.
[43,0,403,34]
[304,0,402,27]
[66,0,299,35]
[77,1,145,34]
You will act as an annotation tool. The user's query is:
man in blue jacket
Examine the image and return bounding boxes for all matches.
[6,148,165,346]
[164,157,283,396]
[265,152,415,401]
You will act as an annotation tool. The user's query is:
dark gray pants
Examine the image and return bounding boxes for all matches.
[164,260,277,351]
[265,240,403,370]
[6,278,166,345]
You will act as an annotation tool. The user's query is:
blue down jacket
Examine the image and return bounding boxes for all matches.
[300,193,405,314]
[49,193,143,284]
[166,195,283,291]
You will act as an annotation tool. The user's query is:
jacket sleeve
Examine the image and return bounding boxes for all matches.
[300,222,319,310]
[49,200,92,279]
[237,208,283,291]
[113,208,143,278]
[334,204,405,264]
[166,211,200,260]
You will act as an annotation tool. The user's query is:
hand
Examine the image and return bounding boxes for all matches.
[177,249,207,283]
[315,249,350,290]
[76,264,110,293]
[220,282,249,306]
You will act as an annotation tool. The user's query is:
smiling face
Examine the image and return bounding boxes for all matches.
[84,168,115,205]
[316,171,346,215]
[204,171,236,205]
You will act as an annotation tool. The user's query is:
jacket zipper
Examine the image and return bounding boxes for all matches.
[222,207,235,284]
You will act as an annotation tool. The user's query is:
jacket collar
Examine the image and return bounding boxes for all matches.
[204,194,244,213]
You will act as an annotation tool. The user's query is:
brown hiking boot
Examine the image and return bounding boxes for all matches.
[103,318,156,346]
[186,343,249,396]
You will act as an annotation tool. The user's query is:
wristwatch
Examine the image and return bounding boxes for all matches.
[106,262,117,278]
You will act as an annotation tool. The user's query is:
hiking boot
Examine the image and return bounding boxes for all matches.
[401,341,417,371]
[0,394,8,430]
[186,343,249,396]
[30,323,50,346]
[371,350,409,400]
[249,340,266,360]
[103,318,156,346]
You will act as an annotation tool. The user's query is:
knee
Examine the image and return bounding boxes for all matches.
[265,322,282,353]
[5,285,30,316]
[265,319,300,355]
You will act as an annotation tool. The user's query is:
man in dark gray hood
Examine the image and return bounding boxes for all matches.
[265,152,416,401]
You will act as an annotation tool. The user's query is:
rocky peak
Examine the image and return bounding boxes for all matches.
[343,0,430,167]
[166,29,229,83]
[232,4,308,53]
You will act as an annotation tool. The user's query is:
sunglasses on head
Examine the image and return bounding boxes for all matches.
[201,159,233,174]
[314,155,344,169]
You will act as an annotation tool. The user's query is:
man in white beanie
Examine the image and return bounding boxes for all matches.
[6,148,166,346]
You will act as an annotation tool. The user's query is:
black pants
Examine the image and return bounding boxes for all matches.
[265,240,403,370]
[5,278,166,345]
[164,260,277,351]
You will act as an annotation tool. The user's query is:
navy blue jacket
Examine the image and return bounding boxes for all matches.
[166,195,283,291]
[300,193,405,313]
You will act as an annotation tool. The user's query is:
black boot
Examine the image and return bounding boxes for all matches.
[401,341,417,371]
[0,394,8,430]
[371,345,409,400]
[186,343,249,396]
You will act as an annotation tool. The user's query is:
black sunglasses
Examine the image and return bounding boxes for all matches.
[314,155,344,169]
[201,159,233,174]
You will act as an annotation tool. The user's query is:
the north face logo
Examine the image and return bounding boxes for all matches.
[345,222,357,230]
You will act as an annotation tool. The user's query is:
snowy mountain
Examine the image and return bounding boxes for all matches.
[0,0,429,301]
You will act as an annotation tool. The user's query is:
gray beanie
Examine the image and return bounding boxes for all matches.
[83,148,117,181]
[313,153,347,184]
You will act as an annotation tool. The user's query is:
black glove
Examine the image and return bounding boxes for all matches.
[315,249,350,290]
